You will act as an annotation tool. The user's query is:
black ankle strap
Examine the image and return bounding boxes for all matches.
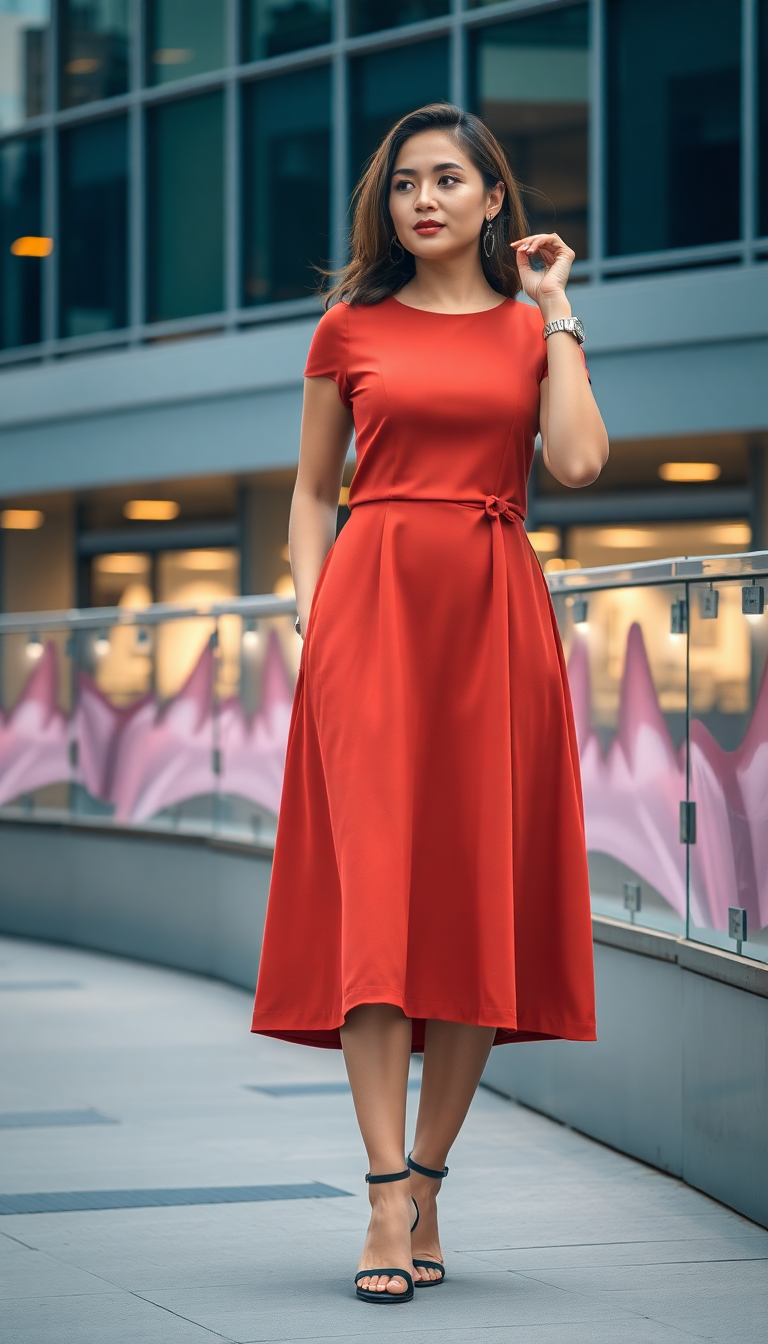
[407,1153,448,1180]
[365,1168,410,1184]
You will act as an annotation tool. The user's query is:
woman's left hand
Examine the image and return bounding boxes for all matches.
[511,233,575,314]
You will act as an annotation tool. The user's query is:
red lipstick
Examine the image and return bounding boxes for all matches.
[414,221,445,235]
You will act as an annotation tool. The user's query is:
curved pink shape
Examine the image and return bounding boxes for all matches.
[0,643,69,805]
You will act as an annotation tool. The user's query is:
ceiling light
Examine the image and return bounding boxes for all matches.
[242,619,259,650]
[152,48,194,64]
[659,462,721,482]
[597,528,657,548]
[25,633,44,660]
[65,57,101,74]
[527,529,560,552]
[10,236,53,257]
[94,632,110,657]
[178,550,234,570]
[124,499,180,521]
[711,523,751,547]
[95,553,149,573]
[1,508,44,529]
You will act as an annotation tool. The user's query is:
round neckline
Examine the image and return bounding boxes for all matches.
[388,294,512,317]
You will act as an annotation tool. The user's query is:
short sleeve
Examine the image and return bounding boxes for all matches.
[304,302,352,409]
[539,342,590,385]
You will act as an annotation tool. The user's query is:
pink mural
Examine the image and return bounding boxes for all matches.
[1,620,766,936]
[0,631,293,823]
[569,622,768,934]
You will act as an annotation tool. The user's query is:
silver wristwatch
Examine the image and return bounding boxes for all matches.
[542,316,585,344]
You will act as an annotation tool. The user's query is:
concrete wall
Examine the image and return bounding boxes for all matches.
[483,923,768,1231]
[0,820,271,991]
[0,818,766,1230]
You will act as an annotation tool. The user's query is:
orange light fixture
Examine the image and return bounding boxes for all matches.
[11,236,53,258]
[0,508,44,530]
[152,47,194,64]
[65,57,101,74]
[659,462,721,483]
[123,499,180,521]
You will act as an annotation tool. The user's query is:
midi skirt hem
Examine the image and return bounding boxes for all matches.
[251,989,597,1052]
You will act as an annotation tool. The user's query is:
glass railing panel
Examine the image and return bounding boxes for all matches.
[687,576,768,965]
[212,610,299,846]
[0,626,73,821]
[553,582,689,935]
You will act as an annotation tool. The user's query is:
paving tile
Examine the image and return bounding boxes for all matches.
[0,1291,232,1344]
[0,933,764,1344]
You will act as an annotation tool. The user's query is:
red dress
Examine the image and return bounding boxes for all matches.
[251,296,596,1051]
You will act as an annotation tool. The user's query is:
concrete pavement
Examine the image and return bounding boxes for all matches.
[1,934,766,1343]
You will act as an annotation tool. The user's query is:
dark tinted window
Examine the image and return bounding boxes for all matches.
[146,0,225,86]
[0,135,43,349]
[349,38,450,185]
[470,6,589,258]
[348,0,449,38]
[607,0,741,255]
[147,93,224,321]
[59,0,129,109]
[760,0,768,236]
[243,66,331,305]
[244,0,331,60]
[0,0,49,130]
[59,115,128,337]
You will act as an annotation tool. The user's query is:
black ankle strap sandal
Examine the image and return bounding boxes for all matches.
[406,1152,448,1286]
[355,1168,418,1303]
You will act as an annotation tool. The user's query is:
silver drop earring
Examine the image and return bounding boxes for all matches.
[483,214,495,259]
[389,233,405,263]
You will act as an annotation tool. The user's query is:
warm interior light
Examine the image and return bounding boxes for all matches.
[95,553,150,574]
[339,486,350,506]
[152,47,194,64]
[94,633,110,657]
[178,550,234,571]
[659,462,721,483]
[710,523,751,547]
[544,557,565,573]
[273,574,296,598]
[597,528,658,548]
[124,499,180,521]
[527,529,560,553]
[26,634,44,660]
[1,508,44,530]
[10,236,53,257]
[65,57,101,74]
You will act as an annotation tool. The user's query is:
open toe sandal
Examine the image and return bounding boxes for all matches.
[355,1168,419,1304]
[407,1152,448,1286]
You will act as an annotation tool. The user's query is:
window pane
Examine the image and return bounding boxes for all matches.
[350,38,450,184]
[59,0,129,109]
[147,92,224,322]
[0,135,43,348]
[147,0,225,86]
[243,66,331,306]
[607,0,741,255]
[760,0,768,236]
[0,0,48,130]
[244,0,331,60]
[59,115,127,336]
[348,0,448,38]
[470,6,589,260]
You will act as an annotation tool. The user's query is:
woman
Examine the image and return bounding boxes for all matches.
[252,103,608,1303]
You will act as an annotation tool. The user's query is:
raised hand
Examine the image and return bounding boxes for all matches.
[510,233,575,317]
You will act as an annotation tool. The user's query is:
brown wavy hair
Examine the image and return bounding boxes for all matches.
[323,103,528,309]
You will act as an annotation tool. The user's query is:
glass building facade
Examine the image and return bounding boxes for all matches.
[0,0,766,361]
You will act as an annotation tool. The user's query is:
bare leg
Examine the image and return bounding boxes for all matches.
[340,1003,414,1296]
[409,1019,496,1281]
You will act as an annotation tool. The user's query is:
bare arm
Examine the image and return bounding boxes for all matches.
[512,232,609,489]
[290,375,354,636]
